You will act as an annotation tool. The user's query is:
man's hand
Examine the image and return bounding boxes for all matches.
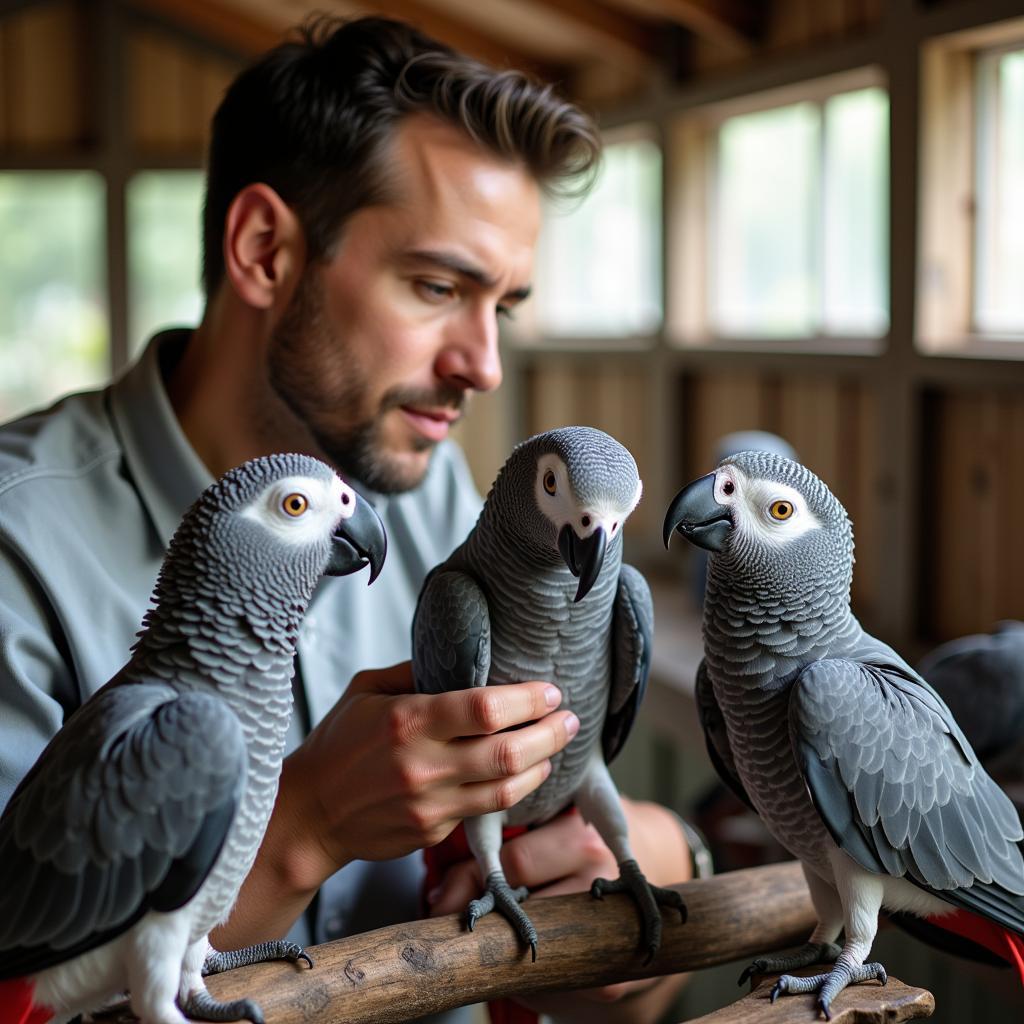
[280,661,579,888]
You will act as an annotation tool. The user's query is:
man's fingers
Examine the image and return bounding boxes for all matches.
[427,858,483,917]
[423,681,562,741]
[448,710,578,783]
[500,813,613,891]
[457,758,553,818]
[349,661,416,696]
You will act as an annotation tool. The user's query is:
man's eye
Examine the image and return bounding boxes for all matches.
[496,304,515,321]
[418,281,454,302]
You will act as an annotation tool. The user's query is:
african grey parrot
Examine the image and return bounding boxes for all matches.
[917,622,1024,773]
[413,426,684,963]
[664,451,1024,1018]
[0,453,386,1024]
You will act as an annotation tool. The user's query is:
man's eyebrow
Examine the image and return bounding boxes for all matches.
[406,249,532,301]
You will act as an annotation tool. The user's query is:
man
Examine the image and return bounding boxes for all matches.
[0,16,690,1022]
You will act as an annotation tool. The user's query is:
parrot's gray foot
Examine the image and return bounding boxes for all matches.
[467,871,538,961]
[180,988,266,1024]
[589,857,687,965]
[202,940,314,975]
[738,940,843,986]
[769,961,888,1021]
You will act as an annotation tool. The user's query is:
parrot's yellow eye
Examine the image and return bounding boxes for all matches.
[282,493,309,517]
[543,470,557,495]
[769,500,794,521]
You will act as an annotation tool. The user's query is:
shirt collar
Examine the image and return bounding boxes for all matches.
[109,329,215,546]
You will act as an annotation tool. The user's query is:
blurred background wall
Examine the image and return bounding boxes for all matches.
[1,0,1023,1018]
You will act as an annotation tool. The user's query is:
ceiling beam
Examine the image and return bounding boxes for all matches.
[343,0,560,77]
[603,0,761,54]
[131,0,283,56]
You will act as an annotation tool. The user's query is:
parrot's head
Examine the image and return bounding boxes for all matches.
[490,426,642,602]
[161,453,387,605]
[662,451,853,597]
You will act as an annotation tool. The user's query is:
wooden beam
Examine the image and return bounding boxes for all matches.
[341,0,559,76]
[199,863,815,1023]
[603,0,761,54]
[130,0,284,57]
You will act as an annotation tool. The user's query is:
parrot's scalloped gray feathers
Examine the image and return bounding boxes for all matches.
[665,450,1024,1011]
[0,452,387,1021]
[603,563,652,764]
[0,687,244,978]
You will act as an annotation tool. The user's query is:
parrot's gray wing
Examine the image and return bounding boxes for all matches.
[791,658,1024,935]
[695,658,755,811]
[0,680,245,978]
[412,568,491,694]
[602,563,652,764]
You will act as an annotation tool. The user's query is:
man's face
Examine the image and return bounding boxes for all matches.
[268,115,541,493]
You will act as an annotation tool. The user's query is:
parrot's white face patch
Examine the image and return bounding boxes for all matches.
[714,464,820,548]
[534,454,642,545]
[240,473,355,546]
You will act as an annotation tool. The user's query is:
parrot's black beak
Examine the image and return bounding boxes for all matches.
[327,493,387,583]
[558,524,607,603]
[663,473,732,553]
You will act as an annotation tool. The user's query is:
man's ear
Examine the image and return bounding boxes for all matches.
[223,184,305,310]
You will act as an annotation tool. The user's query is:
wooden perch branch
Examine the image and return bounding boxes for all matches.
[204,862,818,1023]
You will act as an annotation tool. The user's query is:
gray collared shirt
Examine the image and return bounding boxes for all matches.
[0,331,481,1019]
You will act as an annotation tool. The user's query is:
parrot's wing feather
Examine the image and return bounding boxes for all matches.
[602,564,653,764]
[791,658,1024,935]
[0,680,246,978]
[695,659,755,811]
[412,569,491,694]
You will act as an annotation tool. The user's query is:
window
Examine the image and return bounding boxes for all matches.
[975,46,1024,336]
[0,172,108,422]
[710,84,889,340]
[527,128,662,341]
[127,170,205,357]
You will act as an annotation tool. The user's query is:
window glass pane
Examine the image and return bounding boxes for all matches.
[975,49,1024,335]
[0,172,108,422]
[127,170,205,356]
[535,135,662,337]
[713,102,820,337]
[823,87,889,336]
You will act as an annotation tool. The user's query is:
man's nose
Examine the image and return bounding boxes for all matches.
[435,308,503,393]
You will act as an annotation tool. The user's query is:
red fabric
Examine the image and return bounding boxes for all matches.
[0,978,53,1024]
[927,911,1024,984]
[422,821,541,1024]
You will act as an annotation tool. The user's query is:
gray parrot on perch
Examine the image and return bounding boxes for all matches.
[664,451,1024,1019]
[413,426,685,963]
[0,453,386,1024]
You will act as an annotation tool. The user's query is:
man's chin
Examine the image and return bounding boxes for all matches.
[335,442,436,495]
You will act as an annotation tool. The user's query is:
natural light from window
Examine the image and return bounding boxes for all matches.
[533,133,662,339]
[0,172,108,422]
[127,170,205,356]
[975,47,1024,336]
[712,86,889,339]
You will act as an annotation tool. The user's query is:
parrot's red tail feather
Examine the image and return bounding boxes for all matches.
[928,911,1024,984]
[0,978,54,1024]
[487,998,538,1024]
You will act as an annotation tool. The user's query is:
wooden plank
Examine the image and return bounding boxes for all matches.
[0,18,8,147]
[765,0,814,49]
[848,384,880,625]
[600,0,759,55]
[132,0,282,58]
[775,375,842,493]
[197,54,240,130]
[6,0,82,147]
[687,371,765,477]
[997,396,1024,620]
[129,26,189,151]
[200,863,816,1024]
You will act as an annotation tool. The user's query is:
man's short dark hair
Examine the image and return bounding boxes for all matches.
[201,16,602,296]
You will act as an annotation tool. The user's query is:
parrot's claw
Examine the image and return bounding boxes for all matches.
[202,940,314,975]
[590,858,686,964]
[466,872,538,961]
[180,988,265,1024]
[768,961,887,1020]
[738,941,842,986]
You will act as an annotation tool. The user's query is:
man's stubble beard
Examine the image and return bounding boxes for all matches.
[266,271,464,494]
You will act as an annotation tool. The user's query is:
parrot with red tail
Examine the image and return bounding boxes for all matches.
[664,451,1024,1020]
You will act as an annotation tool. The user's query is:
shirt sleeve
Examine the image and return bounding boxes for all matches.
[0,533,78,811]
